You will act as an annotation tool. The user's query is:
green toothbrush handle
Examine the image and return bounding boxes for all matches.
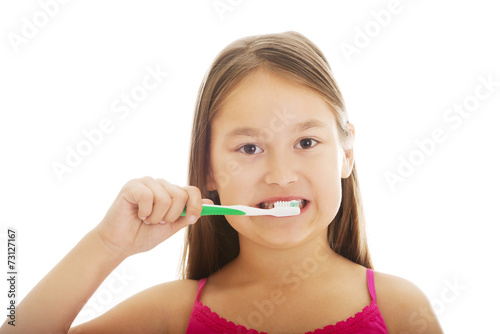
[180,204,246,216]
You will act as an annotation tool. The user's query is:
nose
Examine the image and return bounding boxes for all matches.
[264,150,299,187]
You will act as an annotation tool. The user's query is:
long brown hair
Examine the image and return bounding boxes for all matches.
[181,31,372,280]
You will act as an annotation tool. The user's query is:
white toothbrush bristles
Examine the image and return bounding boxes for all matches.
[273,200,300,208]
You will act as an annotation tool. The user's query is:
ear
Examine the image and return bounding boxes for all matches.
[341,122,355,179]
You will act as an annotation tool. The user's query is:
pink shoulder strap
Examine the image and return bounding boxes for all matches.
[366,268,377,302]
[195,278,207,303]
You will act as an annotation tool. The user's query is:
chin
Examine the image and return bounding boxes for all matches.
[253,223,319,249]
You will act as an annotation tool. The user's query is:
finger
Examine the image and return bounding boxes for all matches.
[182,186,203,225]
[156,179,189,223]
[154,194,209,237]
[138,177,172,224]
[122,179,154,221]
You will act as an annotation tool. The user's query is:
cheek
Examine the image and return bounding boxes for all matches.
[319,174,343,220]
[210,152,253,204]
[312,154,343,219]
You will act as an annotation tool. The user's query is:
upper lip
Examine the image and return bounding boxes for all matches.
[254,196,309,207]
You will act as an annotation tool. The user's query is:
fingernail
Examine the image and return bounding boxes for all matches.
[189,215,196,223]
[140,217,146,221]
[159,221,166,224]
[143,221,151,225]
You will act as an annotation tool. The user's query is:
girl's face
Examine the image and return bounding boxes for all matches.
[207,68,354,249]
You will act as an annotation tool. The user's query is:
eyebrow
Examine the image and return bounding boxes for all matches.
[225,119,328,139]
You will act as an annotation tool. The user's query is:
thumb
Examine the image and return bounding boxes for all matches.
[202,198,215,205]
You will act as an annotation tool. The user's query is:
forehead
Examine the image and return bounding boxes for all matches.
[212,69,337,134]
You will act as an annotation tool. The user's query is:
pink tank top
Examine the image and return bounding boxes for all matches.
[186,268,388,333]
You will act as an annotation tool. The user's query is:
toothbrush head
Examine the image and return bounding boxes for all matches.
[270,200,301,216]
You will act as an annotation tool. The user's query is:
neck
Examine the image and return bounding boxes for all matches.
[226,230,342,288]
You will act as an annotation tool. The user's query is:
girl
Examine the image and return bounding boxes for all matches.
[1,31,443,333]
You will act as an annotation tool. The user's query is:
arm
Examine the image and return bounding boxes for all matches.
[68,279,199,333]
[0,228,126,334]
[0,177,210,334]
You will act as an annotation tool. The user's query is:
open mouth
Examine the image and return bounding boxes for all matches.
[258,199,308,210]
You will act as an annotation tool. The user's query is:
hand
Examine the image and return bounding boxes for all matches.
[95,176,213,258]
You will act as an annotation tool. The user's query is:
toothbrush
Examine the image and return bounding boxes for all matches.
[180,200,300,217]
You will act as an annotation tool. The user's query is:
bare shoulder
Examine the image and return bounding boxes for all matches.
[373,271,444,334]
[151,279,200,331]
[69,279,199,334]
[161,279,200,332]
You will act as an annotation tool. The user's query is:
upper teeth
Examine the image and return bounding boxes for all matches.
[259,200,306,209]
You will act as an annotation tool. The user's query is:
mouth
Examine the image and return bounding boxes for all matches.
[257,199,308,210]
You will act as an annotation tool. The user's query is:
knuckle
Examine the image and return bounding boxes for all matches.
[155,192,171,208]
[140,175,154,183]
[176,188,189,201]
[138,187,153,201]
[155,177,168,184]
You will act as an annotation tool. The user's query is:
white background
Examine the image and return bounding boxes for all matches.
[1,0,499,332]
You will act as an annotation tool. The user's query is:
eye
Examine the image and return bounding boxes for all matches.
[295,138,318,149]
[237,144,263,155]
